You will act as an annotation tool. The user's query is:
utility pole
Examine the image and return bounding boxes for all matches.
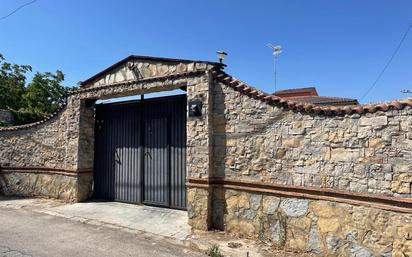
[267,44,282,92]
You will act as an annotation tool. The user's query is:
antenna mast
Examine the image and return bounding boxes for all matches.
[267,44,282,92]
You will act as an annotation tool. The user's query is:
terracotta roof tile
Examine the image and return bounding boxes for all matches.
[213,70,412,116]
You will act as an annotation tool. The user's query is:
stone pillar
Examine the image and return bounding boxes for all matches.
[77,99,95,171]
[63,96,82,171]
[76,99,95,201]
[65,96,95,202]
[186,71,214,230]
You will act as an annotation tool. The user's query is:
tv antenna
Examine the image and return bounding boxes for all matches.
[267,44,282,92]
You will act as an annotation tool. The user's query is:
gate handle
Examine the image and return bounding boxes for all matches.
[145,151,152,159]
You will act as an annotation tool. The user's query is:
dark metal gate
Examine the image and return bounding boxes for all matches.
[93,95,187,209]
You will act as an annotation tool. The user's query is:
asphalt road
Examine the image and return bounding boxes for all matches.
[0,207,204,257]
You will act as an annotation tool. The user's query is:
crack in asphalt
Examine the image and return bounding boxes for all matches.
[0,245,32,257]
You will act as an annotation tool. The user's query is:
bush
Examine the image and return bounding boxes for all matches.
[10,109,45,125]
[206,244,224,257]
[0,120,8,127]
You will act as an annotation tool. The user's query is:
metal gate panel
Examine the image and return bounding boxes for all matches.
[141,96,187,209]
[143,116,170,206]
[94,103,142,203]
[113,104,142,203]
[169,98,187,209]
[94,95,187,209]
[94,106,115,200]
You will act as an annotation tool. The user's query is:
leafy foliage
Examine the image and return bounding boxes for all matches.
[206,244,224,257]
[0,54,31,110]
[22,71,69,118]
[0,54,69,125]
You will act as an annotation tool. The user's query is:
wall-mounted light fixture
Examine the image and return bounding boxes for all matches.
[217,51,227,64]
[188,99,202,117]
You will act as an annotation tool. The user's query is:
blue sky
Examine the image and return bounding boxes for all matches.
[0,0,411,103]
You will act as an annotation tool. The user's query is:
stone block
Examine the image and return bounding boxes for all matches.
[318,217,340,234]
[289,128,306,135]
[360,116,388,128]
[369,138,384,148]
[275,148,287,158]
[226,138,237,147]
[391,181,411,194]
[326,234,342,254]
[331,148,361,162]
[238,193,250,209]
[279,198,309,217]
[310,201,339,218]
[286,217,312,252]
[250,194,262,211]
[308,225,321,254]
[347,244,374,257]
[282,137,303,148]
[263,197,281,215]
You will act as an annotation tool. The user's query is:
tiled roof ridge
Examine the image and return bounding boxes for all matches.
[0,103,67,132]
[286,96,359,105]
[274,87,317,94]
[214,70,412,116]
[288,95,356,101]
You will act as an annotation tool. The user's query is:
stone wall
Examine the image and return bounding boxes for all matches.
[0,106,74,169]
[215,189,412,256]
[0,97,93,202]
[213,81,412,197]
[0,173,78,200]
[199,78,412,256]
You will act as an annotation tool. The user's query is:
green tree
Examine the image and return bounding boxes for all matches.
[0,54,70,125]
[22,70,69,117]
[0,54,32,110]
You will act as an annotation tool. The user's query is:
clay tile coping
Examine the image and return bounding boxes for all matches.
[214,71,412,117]
[0,104,67,132]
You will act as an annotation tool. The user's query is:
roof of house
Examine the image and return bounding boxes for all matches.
[80,55,223,86]
[273,87,359,106]
[280,96,359,106]
[273,87,318,97]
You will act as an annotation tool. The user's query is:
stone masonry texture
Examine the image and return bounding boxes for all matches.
[217,188,412,257]
[209,79,412,256]
[1,56,412,256]
[213,80,412,197]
